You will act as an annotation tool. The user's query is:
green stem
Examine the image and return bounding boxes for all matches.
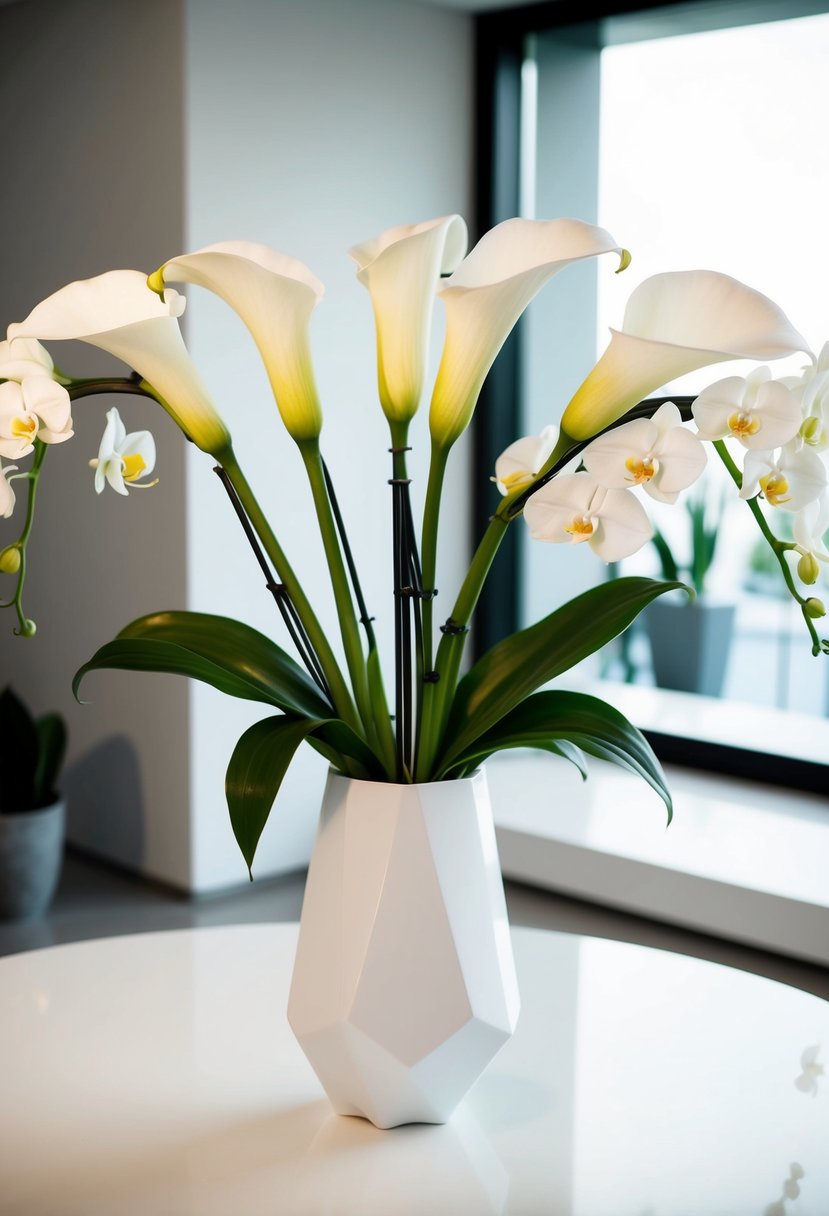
[67,377,161,402]
[220,447,362,733]
[420,440,449,674]
[2,441,48,634]
[713,439,824,655]
[297,440,387,760]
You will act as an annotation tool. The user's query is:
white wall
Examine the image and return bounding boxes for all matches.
[183,0,474,889]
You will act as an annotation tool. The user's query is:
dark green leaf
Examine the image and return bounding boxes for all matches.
[439,578,687,773]
[74,611,333,719]
[447,736,587,782]
[34,713,67,807]
[226,714,318,877]
[443,689,671,819]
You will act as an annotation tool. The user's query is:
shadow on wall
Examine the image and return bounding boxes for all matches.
[64,735,145,868]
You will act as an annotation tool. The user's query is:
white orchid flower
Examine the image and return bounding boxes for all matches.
[693,368,803,449]
[0,462,17,519]
[350,215,467,428]
[0,337,56,382]
[429,218,627,449]
[8,271,229,457]
[89,407,156,496]
[583,401,706,504]
[494,425,558,495]
[794,493,829,564]
[524,470,653,563]
[740,444,827,511]
[561,271,811,442]
[149,241,324,442]
[0,377,73,458]
[783,341,829,451]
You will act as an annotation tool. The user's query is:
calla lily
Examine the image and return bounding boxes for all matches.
[560,271,812,442]
[350,215,467,428]
[494,425,558,495]
[0,377,73,458]
[429,218,627,449]
[741,444,827,511]
[0,463,17,519]
[693,368,802,449]
[524,470,653,563]
[583,401,706,504]
[8,271,230,457]
[90,406,157,495]
[150,241,324,442]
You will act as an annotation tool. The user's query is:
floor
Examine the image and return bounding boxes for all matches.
[1,848,827,1001]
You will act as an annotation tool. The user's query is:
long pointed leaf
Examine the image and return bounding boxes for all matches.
[440,577,686,772]
[74,611,333,719]
[443,689,672,820]
[448,737,588,782]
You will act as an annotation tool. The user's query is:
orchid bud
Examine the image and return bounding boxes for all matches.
[797,551,820,585]
[804,597,826,619]
[0,545,20,574]
[800,415,825,446]
[18,617,36,637]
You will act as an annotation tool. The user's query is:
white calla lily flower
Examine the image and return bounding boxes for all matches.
[561,271,811,442]
[350,215,467,428]
[0,337,56,382]
[494,425,558,495]
[429,218,627,449]
[583,401,706,504]
[693,368,803,449]
[0,462,17,519]
[740,444,827,511]
[150,241,324,442]
[9,271,229,457]
[90,406,157,495]
[524,470,653,563]
[0,377,73,458]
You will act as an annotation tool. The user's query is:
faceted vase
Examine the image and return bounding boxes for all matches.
[287,768,520,1129]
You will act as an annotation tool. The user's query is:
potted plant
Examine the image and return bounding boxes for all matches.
[0,686,67,920]
[643,485,737,696]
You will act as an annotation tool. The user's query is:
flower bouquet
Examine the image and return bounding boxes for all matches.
[1,215,826,1124]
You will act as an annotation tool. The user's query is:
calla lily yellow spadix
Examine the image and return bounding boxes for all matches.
[429,218,628,450]
[8,271,229,457]
[350,215,468,428]
[149,241,324,442]
[560,270,812,443]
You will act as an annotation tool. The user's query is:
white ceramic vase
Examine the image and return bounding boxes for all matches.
[288,768,520,1129]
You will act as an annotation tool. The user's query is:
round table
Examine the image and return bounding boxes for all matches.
[0,924,827,1215]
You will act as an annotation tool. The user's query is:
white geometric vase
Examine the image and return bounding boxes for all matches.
[287,767,520,1129]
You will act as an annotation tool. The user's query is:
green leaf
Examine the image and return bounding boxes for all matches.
[447,736,587,782]
[34,713,67,807]
[226,714,319,877]
[441,689,671,820]
[74,611,333,719]
[439,577,687,773]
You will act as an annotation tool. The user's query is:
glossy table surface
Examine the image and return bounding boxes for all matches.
[0,923,826,1215]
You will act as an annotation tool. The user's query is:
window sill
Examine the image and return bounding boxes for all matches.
[488,748,829,966]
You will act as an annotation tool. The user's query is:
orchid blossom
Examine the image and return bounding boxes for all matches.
[560,271,811,443]
[0,463,17,519]
[794,494,829,566]
[523,471,653,563]
[429,218,627,450]
[0,336,57,382]
[149,241,324,442]
[693,368,803,449]
[583,401,706,504]
[494,425,558,495]
[350,216,467,430]
[90,407,157,495]
[0,377,73,458]
[9,271,229,457]
[740,444,827,511]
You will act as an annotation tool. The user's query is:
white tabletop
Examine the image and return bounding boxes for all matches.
[0,924,827,1215]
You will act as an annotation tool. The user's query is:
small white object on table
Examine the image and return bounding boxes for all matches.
[1,923,827,1215]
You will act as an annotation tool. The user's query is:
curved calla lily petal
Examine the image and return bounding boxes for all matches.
[350,215,468,427]
[9,271,229,456]
[429,218,627,449]
[150,241,324,442]
[561,271,812,442]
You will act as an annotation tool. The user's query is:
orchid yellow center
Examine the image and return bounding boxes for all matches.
[728,411,761,439]
[122,453,147,482]
[11,414,37,439]
[498,469,533,492]
[625,455,657,484]
[759,472,790,506]
[565,514,596,543]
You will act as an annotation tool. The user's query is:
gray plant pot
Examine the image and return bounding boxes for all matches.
[0,799,64,921]
[644,599,736,698]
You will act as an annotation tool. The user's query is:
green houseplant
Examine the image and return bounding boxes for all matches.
[0,686,67,920]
